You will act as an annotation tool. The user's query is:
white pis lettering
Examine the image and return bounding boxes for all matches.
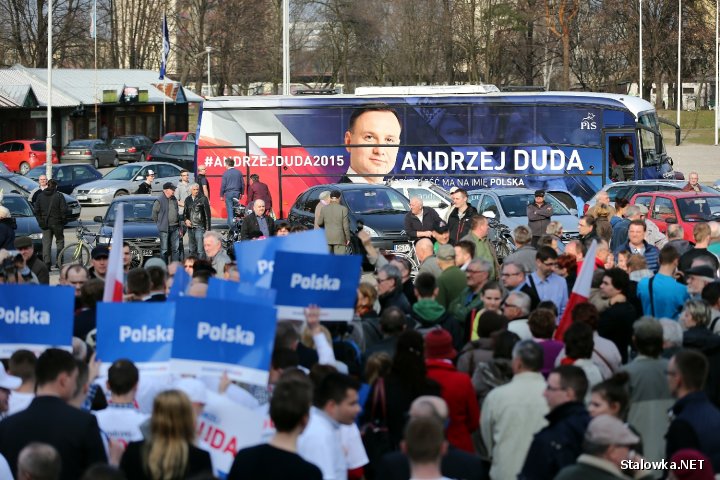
[0,306,50,325]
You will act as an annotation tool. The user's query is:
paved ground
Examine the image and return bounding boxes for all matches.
[666,143,720,183]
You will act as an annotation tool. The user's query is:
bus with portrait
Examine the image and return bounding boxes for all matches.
[195,85,680,218]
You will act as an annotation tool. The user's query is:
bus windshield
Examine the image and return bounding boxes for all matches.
[638,112,663,166]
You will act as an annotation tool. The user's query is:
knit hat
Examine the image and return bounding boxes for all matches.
[670,450,715,480]
[424,328,456,359]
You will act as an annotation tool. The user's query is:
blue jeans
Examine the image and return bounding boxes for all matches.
[188,227,206,259]
[159,227,180,263]
[225,193,239,227]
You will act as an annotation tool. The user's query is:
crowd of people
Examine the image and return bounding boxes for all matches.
[2,180,720,480]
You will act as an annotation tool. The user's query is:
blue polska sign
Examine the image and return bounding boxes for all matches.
[271,251,362,322]
[207,278,277,305]
[234,229,328,288]
[96,302,176,375]
[170,297,277,387]
[0,285,74,356]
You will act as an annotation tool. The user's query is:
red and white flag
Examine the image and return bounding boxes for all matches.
[554,240,597,341]
[103,203,124,302]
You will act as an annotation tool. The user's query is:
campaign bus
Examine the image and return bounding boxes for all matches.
[196,85,679,218]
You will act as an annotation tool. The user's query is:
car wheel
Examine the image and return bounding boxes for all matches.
[94,158,99,169]
[19,162,30,175]
[139,153,145,162]
[114,190,128,198]
[113,155,119,167]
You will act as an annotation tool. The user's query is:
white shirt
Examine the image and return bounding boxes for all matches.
[8,391,34,415]
[0,453,12,480]
[340,423,369,470]
[507,319,533,341]
[298,407,347,480]
[93,404,149,447]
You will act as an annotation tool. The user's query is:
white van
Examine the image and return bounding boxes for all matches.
[388,180,453,219]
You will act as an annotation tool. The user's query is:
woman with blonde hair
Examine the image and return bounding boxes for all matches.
[120,389,212,480]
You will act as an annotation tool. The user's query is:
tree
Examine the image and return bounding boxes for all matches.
[544,0,579,90]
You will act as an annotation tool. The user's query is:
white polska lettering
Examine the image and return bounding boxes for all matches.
[289,273,341,291]
[257,260,274,275]
[197,321,256,346]
[119,325,173,343]
[0,306,50,325]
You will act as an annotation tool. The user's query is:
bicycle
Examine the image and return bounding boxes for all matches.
[56,220,97,269]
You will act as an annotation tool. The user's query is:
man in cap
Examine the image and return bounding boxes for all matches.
[15,236,48,284]
[432,220,451,253]
[555,415,644,479]
[0,363,21,420]
[88,246,109,280]
[527,190,553,247]
[424,328,479,453]
[436,243,466,309]
[684,265,716,299]
[184,183,211,259]
[134,169,155,194]
[316,190,351,254]
[404,197,441,241]
[152,182,181,262]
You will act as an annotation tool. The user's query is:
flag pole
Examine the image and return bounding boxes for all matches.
[93,0,98,140]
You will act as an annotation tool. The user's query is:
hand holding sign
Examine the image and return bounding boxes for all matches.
[305,305,321,333]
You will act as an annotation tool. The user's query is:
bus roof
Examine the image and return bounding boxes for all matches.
[201,90,655,119]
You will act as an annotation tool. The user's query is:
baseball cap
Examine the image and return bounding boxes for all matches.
[436,244,456,261]
[449,186,459,194]
[0,362,21,390]
[684,265,715,280]
[534,190,546,197]
[146,170,155,176]
[433,220,449,234]
[163,182,176,191]
[330,190,342,199]
[14,237,33,249]
[91,245,110,259]
[175,378,207,405]
[584,414,639,446]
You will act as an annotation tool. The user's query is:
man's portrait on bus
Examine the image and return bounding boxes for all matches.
[340,106,402,184]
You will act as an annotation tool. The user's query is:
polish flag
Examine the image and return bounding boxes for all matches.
[554,240,597,341]
[103,203,124,302]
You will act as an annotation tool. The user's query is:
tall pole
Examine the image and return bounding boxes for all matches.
[715,0,718,145]
[282,0,290,95]
[639,0,643,98]
[46,0,53,180]
[93,0,98,140]
[677,0,682,127]
[206,46,211,97]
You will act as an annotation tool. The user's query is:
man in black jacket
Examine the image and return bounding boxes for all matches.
[15,236,49,284]
[527,190,553,247]
[404,197,441,241]
[33,179,66,270]
[184,183,211,258]
[152,182,181,263]
[447,189,477,245]
[240,199,275,240]
[0,349,106,480]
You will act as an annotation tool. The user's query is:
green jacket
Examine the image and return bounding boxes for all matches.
[448,286,484,326]
[462,232,499,280]
[436,265,467,309]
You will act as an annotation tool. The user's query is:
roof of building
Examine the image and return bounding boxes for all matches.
[0,65,203,108]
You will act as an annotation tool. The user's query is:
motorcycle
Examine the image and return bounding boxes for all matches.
[221,199,247,256]
[483,212,515,261]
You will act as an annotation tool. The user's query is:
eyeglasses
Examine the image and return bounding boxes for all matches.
[503,303,519,309]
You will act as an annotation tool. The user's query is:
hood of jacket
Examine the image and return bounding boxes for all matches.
[412,298,446,323]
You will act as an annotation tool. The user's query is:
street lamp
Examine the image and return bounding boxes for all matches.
[677,0,682,127]
[46,0,53,179]
[205,46,212,97]
[639,0,643,99]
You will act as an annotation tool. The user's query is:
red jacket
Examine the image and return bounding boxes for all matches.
[425,359,480,453]
[247,181,273,212]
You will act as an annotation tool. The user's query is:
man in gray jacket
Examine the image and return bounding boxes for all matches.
[152,182,181,263]
[316,190,351,254]
[527,190,553,247]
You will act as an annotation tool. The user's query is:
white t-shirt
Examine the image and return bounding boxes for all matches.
[93,405,149,447]
[298,407,347,480]
[8,391,34,415]
[340,423,369,470]
[507,319,533,341]
[0,453,12,480]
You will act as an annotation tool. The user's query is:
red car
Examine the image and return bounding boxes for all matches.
[630,190,720,242]
[158,132,196,142]
[0,140,59,174]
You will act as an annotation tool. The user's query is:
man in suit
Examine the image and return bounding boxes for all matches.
[240,199,275,240]
[377,396,486,480]
[316,190,351,254]
[0,348,107,480]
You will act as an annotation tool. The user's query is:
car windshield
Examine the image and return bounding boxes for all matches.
[4,196,34,217]
[26,166,57,181]
[677,196,720,222]
[4,174,38,191]
[499,194,570,217]
[66,140,93,147]
[342,188,410,214]
[111,138,134,147]
[162,133,184,141]
[104,164,144,181]
[106,200,156,223]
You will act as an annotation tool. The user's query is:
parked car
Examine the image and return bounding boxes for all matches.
[159,132,196,142]
[94,195,161,266]
[288,183,412,252]
[0,174,81,223]
[3,193,43,252]
[110,135,154,163]
[630,190,720,242]
[468,188,580,242]
[71,162,190,205]
[146,141,195,171]
[0,140,59,174]
[388,179,452,218]
[61,139,118,168]
[584,180,717,214]
[26,164,103,194]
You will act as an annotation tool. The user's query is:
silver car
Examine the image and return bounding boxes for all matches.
[61,139,118,168]
[71,162,191,205]
[469,188,580,241]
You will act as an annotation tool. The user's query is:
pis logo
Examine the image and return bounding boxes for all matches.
[581,113,597,130]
